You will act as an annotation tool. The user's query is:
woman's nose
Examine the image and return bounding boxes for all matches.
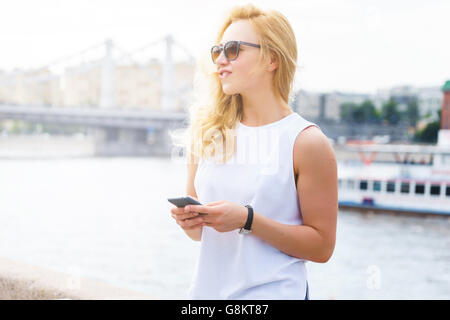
[215,50,229,65]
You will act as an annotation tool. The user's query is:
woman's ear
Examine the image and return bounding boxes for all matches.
[267,56,278,72]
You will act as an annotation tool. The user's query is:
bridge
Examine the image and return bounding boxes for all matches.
[0,35,195,156]
[0,104,187,156]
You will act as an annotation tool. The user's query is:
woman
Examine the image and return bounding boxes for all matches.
[170,4,337,300]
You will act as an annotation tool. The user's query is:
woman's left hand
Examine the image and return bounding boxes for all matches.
[184,200,248,233]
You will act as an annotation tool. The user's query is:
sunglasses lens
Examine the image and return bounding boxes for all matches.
[211,46,221,63]
[225,41,238,60]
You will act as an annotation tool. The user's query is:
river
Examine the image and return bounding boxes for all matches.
[0,154,449,299]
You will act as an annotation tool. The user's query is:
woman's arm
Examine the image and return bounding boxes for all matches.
[170,151,203,241]
[180,151,203,241]
[251,127,338,262]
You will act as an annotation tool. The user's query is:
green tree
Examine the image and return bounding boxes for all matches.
[414,122,440,143]
[413,110,441,143]
[381,98,401,125]
[359,100,379,123]
[340,100,380,124]
[339,102,358,123]
[404,100,419,127]
[352,104,365,123]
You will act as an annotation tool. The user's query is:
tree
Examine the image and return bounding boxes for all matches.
[414,122,440,143]
[381,98,401,125]
[405,100,419,127]
[359,100,380,124]
[413,110,441,143]
[340,100,380,124]
[339,102,358,123]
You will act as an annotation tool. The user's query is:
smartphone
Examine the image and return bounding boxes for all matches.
[167,196,203,208]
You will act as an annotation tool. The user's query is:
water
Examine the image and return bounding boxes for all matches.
[0,156,449,299]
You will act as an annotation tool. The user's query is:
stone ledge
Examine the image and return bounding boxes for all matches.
[0,257,154,300]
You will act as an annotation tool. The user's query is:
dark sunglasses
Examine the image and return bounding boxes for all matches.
[211,40,261,64]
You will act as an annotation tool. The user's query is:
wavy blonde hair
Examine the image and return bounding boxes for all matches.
[170,4,298,164]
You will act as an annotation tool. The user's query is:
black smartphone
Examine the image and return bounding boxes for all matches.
[167,196,203,208]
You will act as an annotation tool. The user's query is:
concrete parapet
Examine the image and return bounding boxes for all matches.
[0,257,154,300]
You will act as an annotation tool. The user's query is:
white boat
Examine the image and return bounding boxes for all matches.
[337,130,450,216]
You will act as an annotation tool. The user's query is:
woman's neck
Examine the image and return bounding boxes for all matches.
[240,90,292,126]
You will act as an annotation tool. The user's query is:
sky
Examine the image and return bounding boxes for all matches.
[1,0,449,94]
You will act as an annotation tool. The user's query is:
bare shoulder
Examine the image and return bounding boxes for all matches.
[293,126,336,176]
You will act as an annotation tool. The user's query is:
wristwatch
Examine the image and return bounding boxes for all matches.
[239,205,254,234]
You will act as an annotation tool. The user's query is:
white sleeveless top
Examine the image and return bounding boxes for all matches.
[188,112,319,300]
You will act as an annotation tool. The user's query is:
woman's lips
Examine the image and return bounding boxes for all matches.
[219,71,232,79]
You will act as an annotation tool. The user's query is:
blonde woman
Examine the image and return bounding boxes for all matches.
[170,4,337,300]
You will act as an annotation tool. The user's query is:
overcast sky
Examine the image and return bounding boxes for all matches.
[1,0,449,94]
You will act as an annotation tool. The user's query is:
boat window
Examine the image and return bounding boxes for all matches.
[359,180,368,191]
[415,183,425,195]
[386,181,396,193]
[401,182,410,194]
[347,180,355,190]
[446,185,450,197]
[373,180,381,192]
[430,184,441,196]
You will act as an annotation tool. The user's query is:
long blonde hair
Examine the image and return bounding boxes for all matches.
[170,4,298,164]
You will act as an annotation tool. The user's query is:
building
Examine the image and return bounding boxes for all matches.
[417,86,443,120]
[385,85,417,112]
[441,80,450,130]
[294,89,320,120]
[0,60,195,111]
[0,68,55,106]
[377,85,442,120]
[61,63,101,107]
[294,89,372,122]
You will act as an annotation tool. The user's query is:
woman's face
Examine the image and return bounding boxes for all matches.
[216,20,272,96]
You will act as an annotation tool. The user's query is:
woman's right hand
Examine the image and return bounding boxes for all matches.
[170,205,205,230]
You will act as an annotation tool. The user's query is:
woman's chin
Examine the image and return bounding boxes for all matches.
[221,85,238,96]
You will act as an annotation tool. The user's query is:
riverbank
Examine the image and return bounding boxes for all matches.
[0,257,154,300]
[0,133,357,161]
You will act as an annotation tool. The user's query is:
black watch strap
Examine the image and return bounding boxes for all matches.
[243,205,254,230]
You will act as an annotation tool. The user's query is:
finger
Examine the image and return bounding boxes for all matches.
[181,222,204,230]
[172,213,193,221]
[171,207,185,214]
[172,206,196,215]
[172,214,195,224]
[179,216,204,229]
[198,214,211,224]
[180,212,199,220]
[185,205,211,214]
[186,216,204,227]
[202,215,217,226]
[173,210,199,219]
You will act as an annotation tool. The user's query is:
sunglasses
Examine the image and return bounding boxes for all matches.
[211,40,261,64]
